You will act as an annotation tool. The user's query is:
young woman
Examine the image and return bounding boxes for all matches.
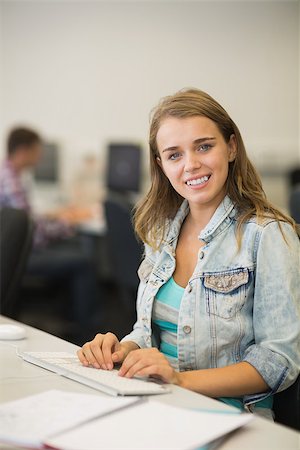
[78,89,300,417]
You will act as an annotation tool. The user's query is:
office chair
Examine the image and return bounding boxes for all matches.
[273,375,300,431]
[289,187,300,225]
[104,196,143,323]
[287,166,300,189]
[0,207,34,318]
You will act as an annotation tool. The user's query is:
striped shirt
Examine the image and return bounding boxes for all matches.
[152,276,185,369]
[0,159,72,248]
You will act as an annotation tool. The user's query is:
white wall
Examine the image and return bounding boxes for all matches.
[0,3,3,137]
[0,1,299,204]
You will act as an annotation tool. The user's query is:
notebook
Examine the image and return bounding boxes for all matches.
[0,390,252,450]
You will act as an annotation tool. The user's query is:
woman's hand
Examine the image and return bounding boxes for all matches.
[119,347,181,385]
[77,333,139,370]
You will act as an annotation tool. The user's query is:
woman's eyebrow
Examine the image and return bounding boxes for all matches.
[162,146,179,153]
[162,137,216,153]
[193,137,216,145]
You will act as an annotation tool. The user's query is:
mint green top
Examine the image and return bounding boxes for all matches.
[153,276,184,365]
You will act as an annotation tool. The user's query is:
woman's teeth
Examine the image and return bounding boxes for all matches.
[186,176,209,186]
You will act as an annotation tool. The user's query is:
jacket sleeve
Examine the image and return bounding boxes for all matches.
[243,221,300,397]
[121,278,149,349]
[121,244,155,349]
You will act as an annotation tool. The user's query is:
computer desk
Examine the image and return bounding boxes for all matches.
[0,315,299,450]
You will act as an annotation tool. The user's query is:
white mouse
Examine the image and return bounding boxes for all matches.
[0,324,27,340]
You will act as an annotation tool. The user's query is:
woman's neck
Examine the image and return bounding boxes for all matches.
[187,197,224,231]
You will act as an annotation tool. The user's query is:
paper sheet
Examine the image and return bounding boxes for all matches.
[0,390,139,448]
[45,399,252,450]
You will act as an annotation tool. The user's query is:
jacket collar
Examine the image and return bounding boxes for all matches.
[164,195,236,248]
[199,195,235,243]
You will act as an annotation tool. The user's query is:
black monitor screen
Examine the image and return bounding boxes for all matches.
[34,143,59,183]
[106,144,141,193]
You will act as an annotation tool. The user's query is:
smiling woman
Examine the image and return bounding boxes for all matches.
[135,89,296,250]
[78,88,300,421]
[156,116,236,220]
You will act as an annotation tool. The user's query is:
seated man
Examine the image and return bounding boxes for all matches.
[0,127,100,344]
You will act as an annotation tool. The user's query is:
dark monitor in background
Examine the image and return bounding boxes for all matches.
[106,143,141,193]
[34,142,59,183]
[288,166,300,189]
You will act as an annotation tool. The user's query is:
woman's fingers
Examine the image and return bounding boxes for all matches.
[77,333,120,369]
[111,346,126,364]
[118,348,175,382]
[102,333,119,370]
[120,358,147,379]
[118,349,147,377]
[77,347,89,366]
[89,336,107,368]
[82,337,104,368]
[112,341,140,364]
[78,342,178,384]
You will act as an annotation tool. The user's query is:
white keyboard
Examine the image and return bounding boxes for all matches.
[19,351,170,396]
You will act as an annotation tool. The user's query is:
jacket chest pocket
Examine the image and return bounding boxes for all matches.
[203,270,250,319]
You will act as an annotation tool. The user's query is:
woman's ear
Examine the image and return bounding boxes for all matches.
[156,156,163,169]
[156,155,167,177]
[228,134,237,162]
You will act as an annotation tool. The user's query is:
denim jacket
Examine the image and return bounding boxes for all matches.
[122,196,300,406]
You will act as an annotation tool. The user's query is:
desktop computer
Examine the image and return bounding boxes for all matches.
[106,143,141,193]
[31,142,63,214]
[34,142,59,183]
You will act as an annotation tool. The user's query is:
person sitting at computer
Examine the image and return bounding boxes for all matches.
[0,127,99,344]
[77,89,300,419]
[0,127,74,247]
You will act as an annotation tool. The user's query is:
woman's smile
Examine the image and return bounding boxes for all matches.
[185,174,211,188]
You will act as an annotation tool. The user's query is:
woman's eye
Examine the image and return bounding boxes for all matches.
[198,144,212,152]
[169,152,181,160]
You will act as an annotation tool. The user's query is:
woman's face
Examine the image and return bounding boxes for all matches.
[156,116,236,211]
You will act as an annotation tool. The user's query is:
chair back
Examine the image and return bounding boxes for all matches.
[104,197,143,291]
[0,207,34,317]
[273,375,300,431]
[289,187,300,224]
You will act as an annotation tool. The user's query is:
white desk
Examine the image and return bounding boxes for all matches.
[0,315,299,450]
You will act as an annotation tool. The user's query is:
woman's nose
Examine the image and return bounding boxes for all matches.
[184,153,202,173]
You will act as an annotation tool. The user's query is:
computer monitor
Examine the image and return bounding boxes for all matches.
[106,143,141,193]
[34,142,59,183]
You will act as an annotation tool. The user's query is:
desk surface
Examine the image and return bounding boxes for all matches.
[0,315,299,450]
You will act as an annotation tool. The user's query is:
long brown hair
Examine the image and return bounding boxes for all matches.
[134,88,296,249]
